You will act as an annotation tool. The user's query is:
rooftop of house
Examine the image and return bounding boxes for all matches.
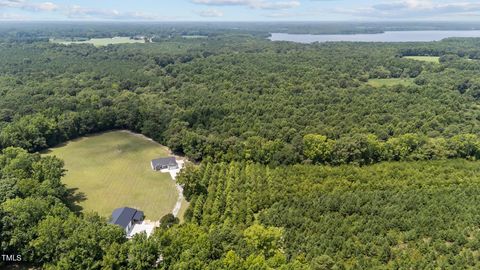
[151,156,177,168]
[110,207,144,229]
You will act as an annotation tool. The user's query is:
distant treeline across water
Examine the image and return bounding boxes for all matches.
[269,30,480,43]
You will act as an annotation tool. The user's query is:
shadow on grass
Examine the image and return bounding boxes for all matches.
[64,187,86,214]
[39,141,69,154]
[39,148,54,155]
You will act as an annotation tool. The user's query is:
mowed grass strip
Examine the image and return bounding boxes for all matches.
[45,131,185,220]
[367,78,415,87]
[403,56,440,63]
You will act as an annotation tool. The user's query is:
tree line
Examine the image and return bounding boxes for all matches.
[303,133,480,165]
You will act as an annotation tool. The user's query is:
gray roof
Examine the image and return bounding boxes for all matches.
[110,207,144,229]
[151,157,177,168]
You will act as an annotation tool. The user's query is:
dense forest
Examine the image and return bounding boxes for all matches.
[3,23,480,269]
[2,37,480,165]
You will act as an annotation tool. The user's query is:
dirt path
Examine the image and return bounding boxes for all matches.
[162,160,185,217]
[172,184,184,217]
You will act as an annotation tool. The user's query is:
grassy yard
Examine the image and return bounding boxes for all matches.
[403,56,440,63]
[45,131,187,221]
[50,37,145,47]
[367,78,415,87]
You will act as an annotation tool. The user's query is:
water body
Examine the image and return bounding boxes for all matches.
[269,31,480,43]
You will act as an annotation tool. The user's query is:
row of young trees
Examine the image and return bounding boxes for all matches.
[175,160,480,269]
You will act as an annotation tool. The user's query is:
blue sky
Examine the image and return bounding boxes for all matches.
[2,0,480,21]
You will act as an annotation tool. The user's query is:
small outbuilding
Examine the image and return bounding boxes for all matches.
[151,156,179,171]
[110,207,144,234]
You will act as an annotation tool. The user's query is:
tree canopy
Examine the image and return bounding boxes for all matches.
[4,25,480,269]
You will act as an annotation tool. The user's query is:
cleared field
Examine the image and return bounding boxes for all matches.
[404,56,440,63]
[45,131,187,221]
[50,37,145,47]
[182,35,208,39]
[367,78,415,87]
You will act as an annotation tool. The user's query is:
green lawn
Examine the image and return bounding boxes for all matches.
[45,131,187,221]
[403,56,440,63]
[367,78,415,87]
[50,37,145,47]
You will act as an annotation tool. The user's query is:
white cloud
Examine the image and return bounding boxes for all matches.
[195,8,224,17]
[192,0,300,10]
[373,0,480,11]
[0,0,175,21]
[0,0,58,11]
[337,0,480,19]
[31,2,57,11]
[264,9,319,18]
[66,5,163,20]
[258,1,300,10]
[403,0,434,9]
[0,0,21,8]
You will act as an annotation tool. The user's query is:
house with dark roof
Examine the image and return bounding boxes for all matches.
[151,156,179,171]
[110,207,144,234]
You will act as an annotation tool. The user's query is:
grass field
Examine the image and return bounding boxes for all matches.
[45,131,187,221]
[403,56,440,63]
[367,78,415,87]
[50,37,145,47]
[182,35,208,39]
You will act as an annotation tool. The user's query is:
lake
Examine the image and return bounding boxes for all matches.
[269,31,480,43]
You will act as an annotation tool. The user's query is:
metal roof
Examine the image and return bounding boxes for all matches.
[110,207,144,229]
[151,156,177,168]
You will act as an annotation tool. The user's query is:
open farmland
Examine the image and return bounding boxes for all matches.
[45,130,187,220]
[367,78,416,87]
[50,37,145,46]
[404,56,440,63]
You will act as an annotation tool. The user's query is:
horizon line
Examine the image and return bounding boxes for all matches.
[3,20,480,23]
